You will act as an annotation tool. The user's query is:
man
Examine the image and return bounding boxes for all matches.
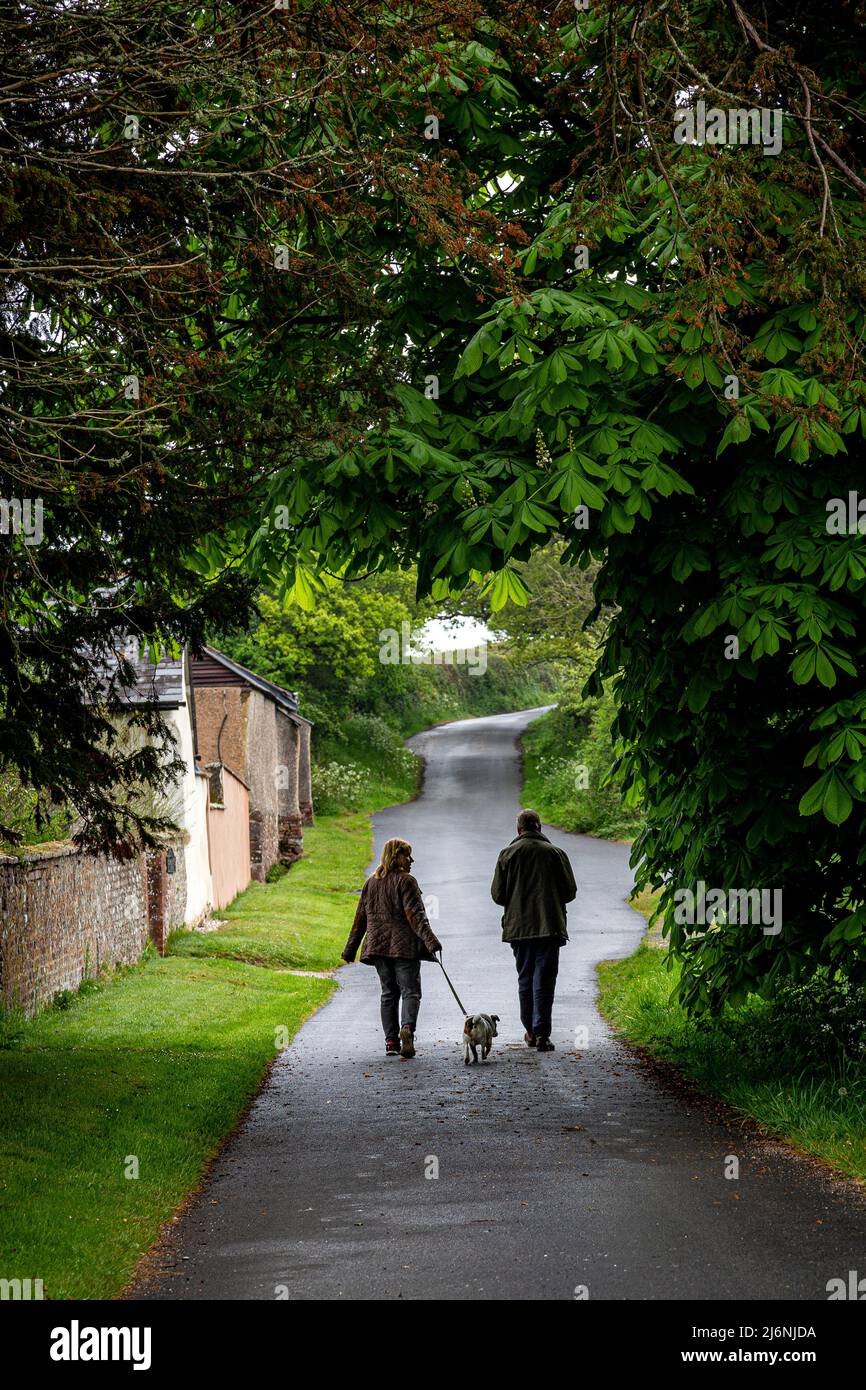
[491,809,577,1052]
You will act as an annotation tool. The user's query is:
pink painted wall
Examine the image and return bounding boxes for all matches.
[207,768,251,910]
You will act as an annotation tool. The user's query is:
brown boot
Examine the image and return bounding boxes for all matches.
[399,1025,416,1059]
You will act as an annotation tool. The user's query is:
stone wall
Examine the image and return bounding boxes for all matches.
[277,712,302,862]
[245,689,279,881]
[297,719,314,826]
[0,836,186,1017]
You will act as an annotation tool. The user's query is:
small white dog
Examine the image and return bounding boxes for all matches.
[463,1013,499,1064]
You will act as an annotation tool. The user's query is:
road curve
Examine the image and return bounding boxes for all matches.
[132,708,866,1300]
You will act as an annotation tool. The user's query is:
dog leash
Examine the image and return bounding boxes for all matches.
[435,953,468,1017]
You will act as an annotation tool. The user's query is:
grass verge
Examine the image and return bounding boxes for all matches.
[172,812,371,971]
[0,813,370,1299]
[598,894,866,1183]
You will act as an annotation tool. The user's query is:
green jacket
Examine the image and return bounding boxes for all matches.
[490,831,577,942]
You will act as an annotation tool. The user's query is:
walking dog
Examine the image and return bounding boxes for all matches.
[463,1013,499,1064]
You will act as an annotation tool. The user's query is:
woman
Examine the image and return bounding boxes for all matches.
[341,838,442,1058]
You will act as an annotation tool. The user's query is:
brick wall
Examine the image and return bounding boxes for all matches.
[0,836,187,1017]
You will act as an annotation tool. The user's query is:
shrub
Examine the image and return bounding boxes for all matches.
[344,713,406,764]
[311,760,367,814]
[729,973,866,1073]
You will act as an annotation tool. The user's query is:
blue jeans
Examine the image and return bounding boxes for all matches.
[373,957,422,1040]
[511,938,561,1039]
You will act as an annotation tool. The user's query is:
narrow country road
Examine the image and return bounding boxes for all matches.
[132,709,866,1301]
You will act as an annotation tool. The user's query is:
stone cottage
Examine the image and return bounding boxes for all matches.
[190,646,313,881]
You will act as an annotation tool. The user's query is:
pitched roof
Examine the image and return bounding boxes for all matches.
[190,645,300,715]
[88,636,186,709]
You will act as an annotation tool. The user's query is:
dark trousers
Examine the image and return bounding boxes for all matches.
[511,938,561,1039]
[373,957,422,1040]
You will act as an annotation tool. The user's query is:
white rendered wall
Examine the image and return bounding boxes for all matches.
[164,705,213,926]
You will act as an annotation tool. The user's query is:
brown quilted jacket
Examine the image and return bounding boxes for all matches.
[343,871,442,964]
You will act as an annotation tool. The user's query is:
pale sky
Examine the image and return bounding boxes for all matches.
[417,616,495,652]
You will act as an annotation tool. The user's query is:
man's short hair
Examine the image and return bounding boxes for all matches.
[517,809,541,834]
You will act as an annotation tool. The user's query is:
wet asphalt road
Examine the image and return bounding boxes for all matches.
[132,708,866,1301]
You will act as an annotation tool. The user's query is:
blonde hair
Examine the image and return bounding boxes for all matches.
[374,837,412,878]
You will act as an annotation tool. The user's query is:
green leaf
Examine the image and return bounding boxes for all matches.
[823,773,853,825]
[717,415,751,455]
[799,770,853,824]
[482,568,530,611]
